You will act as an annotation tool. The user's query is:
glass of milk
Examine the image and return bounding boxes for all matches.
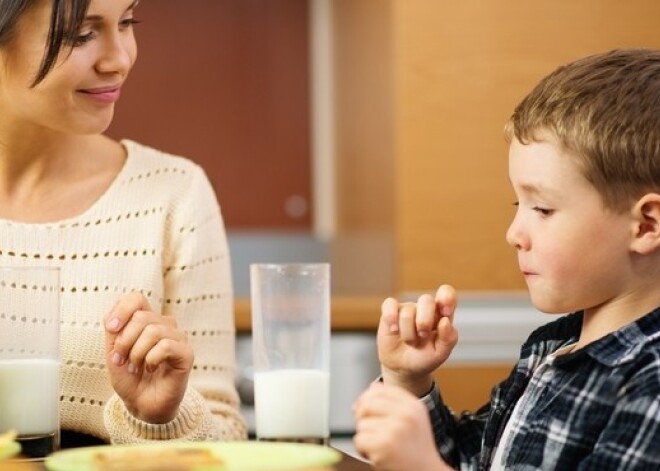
[0,266,60,460]
[250,263,330,445]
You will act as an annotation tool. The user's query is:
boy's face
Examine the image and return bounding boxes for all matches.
[506,132,633,314]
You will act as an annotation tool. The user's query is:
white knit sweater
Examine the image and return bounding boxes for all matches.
[0,140,246,443]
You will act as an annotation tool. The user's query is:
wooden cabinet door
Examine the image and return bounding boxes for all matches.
[107,0,312,230]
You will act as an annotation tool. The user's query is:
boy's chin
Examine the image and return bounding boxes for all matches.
[529,294,572,315]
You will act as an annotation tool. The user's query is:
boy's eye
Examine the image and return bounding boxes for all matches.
[533,206,553,216]
[512,200,553,216]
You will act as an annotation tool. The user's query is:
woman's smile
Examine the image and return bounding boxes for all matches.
[77,84,122,104]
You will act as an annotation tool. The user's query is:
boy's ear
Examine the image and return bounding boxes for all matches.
[630,193,660,254]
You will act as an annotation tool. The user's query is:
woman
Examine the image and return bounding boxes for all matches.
[0,0,246,444]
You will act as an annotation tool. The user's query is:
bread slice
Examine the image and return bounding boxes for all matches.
[92,446,225,471]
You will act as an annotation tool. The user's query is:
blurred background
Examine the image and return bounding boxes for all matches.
[107,0,660,449]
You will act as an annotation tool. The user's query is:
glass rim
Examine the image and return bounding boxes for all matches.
[250,262,329,269]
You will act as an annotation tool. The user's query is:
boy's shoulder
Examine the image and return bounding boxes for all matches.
[523,308,660,353]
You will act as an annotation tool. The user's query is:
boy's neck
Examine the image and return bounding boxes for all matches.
[577,290,660,349]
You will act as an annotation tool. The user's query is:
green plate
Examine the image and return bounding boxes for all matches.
[45,441,342,471]
[0,440,21,461]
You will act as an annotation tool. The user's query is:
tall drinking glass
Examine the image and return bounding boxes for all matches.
[0,266,60,460]
[250,263,330,445]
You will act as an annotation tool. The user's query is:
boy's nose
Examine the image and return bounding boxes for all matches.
[505,218,525,250]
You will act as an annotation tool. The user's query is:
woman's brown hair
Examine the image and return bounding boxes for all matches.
[0,0,91,86]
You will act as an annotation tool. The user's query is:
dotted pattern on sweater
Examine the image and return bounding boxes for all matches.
[0,140,247,443]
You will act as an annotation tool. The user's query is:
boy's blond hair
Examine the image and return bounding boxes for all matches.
[505,48,660,212]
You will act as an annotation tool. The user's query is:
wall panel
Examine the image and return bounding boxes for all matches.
[394,1,660,291]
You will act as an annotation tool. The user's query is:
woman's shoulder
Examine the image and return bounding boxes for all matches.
[120,139,207,180]
[118,140,219,213]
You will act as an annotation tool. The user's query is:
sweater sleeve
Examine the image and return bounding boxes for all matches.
[104,163,247,442]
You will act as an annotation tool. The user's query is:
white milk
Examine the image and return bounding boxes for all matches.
[0,358,60,435]
[254,369,329,439]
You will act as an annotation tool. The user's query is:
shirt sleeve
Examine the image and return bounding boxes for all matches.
[104,163,247,442]
[423,383,492,470]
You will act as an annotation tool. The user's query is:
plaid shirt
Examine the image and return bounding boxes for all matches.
[425,308,660,470]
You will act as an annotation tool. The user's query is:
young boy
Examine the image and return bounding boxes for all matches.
[353,48,660,470]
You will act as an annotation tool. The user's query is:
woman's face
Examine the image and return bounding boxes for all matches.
[0,0,138,136]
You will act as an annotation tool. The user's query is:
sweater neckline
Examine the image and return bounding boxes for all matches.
[0,139,136,229]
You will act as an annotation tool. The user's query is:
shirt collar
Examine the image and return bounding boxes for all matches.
[572,306,660,367]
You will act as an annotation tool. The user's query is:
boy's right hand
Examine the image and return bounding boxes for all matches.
[354,382,453,471]
[378,285,458,396]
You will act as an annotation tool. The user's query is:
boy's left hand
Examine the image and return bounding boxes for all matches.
[103,292,194,423]
[378,285,458,396]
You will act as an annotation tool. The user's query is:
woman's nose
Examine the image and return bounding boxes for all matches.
[96,34,135,76]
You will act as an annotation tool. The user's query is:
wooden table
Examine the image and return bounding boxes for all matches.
[4,449,372,471]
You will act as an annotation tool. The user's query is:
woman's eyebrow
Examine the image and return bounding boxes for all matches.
[85,0,140,21]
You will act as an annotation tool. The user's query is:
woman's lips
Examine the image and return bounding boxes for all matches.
[77,85,122,104]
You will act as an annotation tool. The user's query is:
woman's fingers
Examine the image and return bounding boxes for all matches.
[126,323,186,373]
[104,291,152,333]
[108,309,153,366]
[111,311,184,372]
[143,337,194,374]
[104,292,152,363]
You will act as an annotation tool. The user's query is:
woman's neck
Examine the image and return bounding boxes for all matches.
[0,128,85,184]
[0,133,126,223]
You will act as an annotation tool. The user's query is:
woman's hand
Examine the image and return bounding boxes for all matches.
[378,285,458,396]
[103,292,194,423]
[354,382,452,471]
